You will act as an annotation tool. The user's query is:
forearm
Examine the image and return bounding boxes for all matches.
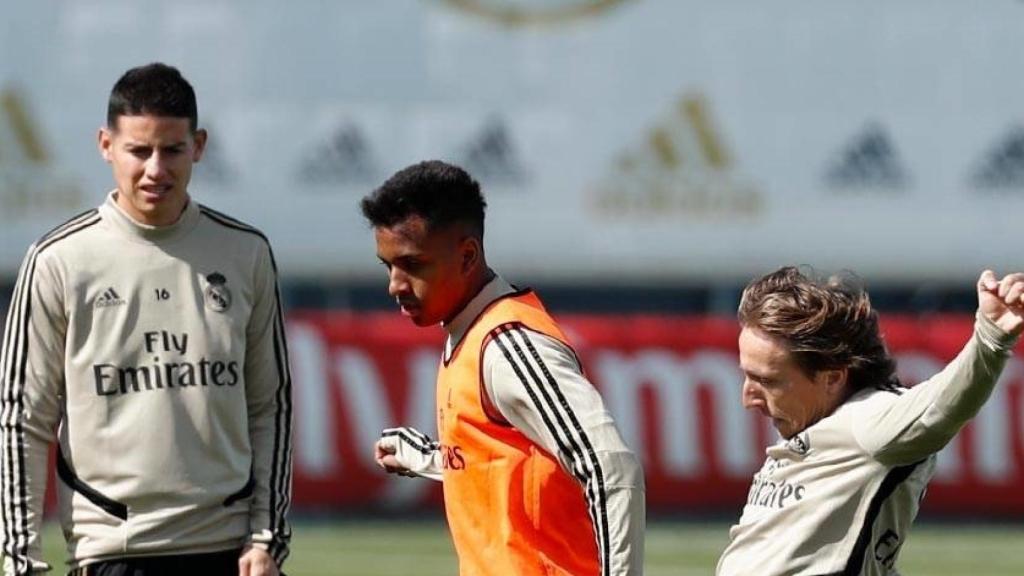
[924,317,1013,427]
[598,450,646,576]
[1,418,55,575]
[1,248,64,575]
[245,242,293,565]
[247,409,292,565]
[865,314,1018,464]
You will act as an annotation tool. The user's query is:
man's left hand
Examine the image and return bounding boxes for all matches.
[978,270,1024,336]
[239,545,279,576]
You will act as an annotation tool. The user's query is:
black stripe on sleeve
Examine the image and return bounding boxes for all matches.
[198,205,269,243]
[0,243,34,569]
[400,426,435,447]
[200,206,293,552]
[1,212,101,568]
[268,247,294,550]
[491,323,611,576]
[382,428,437,455]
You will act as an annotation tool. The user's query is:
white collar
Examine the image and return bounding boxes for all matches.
[443,275,515,362]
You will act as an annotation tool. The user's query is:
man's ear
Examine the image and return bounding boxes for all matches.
[98,127,114,163]
[820,368,848,396]
[191,128,208,162]
[460,236,481,274]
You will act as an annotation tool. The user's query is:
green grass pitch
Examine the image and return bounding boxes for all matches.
[28,519,1024,574]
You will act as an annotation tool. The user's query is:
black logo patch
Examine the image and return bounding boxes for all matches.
[204,272,232,313]
[787,432,811,456]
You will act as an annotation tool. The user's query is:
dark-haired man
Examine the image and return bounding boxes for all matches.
[717,267,1023,576]
[363,160,645,575]
[0,63,292,575]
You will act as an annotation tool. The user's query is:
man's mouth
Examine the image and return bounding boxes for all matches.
[139,184,173,200]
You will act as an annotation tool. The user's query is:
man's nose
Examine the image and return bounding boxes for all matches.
[388,268,409,297]
[742,379,763,409]
[144,152,170,179]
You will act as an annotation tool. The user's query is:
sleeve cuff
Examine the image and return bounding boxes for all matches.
[3,556,51,575]
[976,311,1021,353]
[248,530,290,567]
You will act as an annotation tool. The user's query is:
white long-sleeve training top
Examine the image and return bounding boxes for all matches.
[0,193,293,574]
[717,313,1018,576]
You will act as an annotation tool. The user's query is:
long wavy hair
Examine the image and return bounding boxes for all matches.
[737,266,900,392]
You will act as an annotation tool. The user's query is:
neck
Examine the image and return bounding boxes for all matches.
[443,266,496,325]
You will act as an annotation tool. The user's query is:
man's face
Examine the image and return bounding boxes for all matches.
[98,115,206,226]
[374,215,471,327]
[738,327,844,439]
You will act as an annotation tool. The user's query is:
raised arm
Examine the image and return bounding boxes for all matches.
[856,271,1023,465]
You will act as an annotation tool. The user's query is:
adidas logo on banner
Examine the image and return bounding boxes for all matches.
[824,123,909,190]
[590,94,761,217]
[459,117,527,186]
[95,287,126,308]
[0,87,82,219]
[969,126,1024,191]
[296,122,378,185]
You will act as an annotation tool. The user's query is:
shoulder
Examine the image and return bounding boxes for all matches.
[30,208,103,253]
[846,385,902,413]
[482,323,578,371]
[195,203,279,263]
[196,204,273,247]
[22,208,104,272]
[829,386,902,439]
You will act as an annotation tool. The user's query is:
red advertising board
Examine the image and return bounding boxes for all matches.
[287,312,1024,515]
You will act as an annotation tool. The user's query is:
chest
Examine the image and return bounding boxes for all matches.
[64,243,254,370]
[740,433,880,522]
[436,349,486,442]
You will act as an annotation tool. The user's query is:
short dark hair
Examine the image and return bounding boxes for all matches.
[738,266,900,393]
[107,63,198,131]
[361,160,487,238]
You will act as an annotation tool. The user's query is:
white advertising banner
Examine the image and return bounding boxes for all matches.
[1,0,1023,281]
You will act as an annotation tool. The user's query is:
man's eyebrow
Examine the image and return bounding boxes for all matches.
[742,367,776,381]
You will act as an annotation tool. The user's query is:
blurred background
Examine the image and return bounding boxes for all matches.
[2,1,1023,574]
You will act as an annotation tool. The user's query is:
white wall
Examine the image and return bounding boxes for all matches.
[2,0,1022,281]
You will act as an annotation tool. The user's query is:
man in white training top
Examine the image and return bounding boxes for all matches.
[0,63,292,576]
[363,161,644,575]
[717,266,1022,576]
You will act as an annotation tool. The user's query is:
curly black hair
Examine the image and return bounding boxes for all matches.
[360,160,487,239]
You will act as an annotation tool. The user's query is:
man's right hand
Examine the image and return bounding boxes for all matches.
[375,436,416,477]
[373,427,444,481]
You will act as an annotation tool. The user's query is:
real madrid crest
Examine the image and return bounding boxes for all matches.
[787,432,811,456]
[204,272,232,313]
